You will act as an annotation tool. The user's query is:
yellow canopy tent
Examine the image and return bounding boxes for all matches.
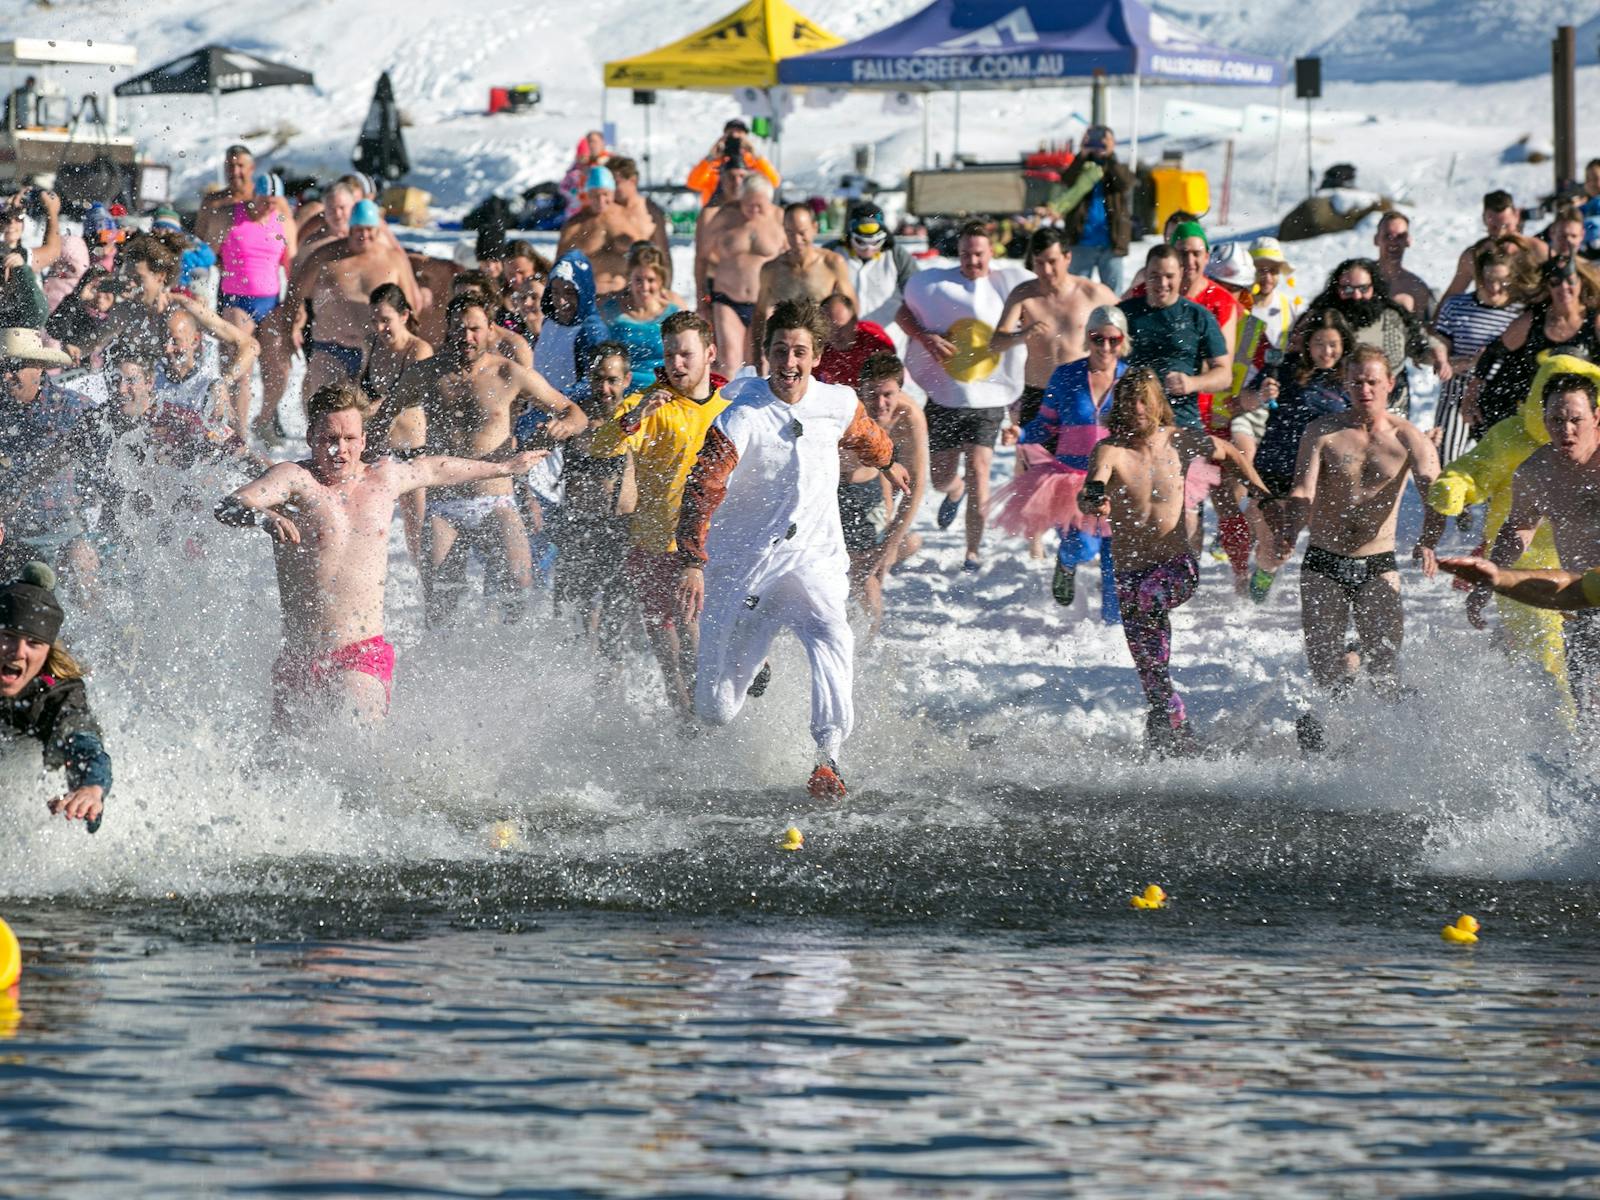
[603,0,841,90]
[601,0,842,177]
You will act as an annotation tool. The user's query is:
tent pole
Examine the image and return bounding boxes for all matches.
[213,86,224,184]
[600,87,609,139]
[767,87,783,178]
[953,83,961,162]
[921,92,930,168]
[1128,73,1140,174]
[1270,82,1286,215]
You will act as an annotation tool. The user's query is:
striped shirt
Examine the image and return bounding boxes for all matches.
[1434,293,1521,359]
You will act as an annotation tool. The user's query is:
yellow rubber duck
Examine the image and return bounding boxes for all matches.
[0,916,20,992]
[488,820,523,852]
[1441,914,1480,945]
[779,826,804,852]
[1130,884,1166,910]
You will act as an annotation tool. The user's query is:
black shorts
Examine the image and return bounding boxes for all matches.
[926,401,1005,453]
[838,479,887,555]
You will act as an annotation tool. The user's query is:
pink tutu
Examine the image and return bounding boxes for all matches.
[1183,457,1222,509]
[990,462,1110,539]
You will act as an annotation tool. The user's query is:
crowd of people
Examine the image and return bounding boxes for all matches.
[6,123,1600,832]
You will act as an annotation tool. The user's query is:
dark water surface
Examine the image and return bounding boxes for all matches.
[5,786,1600,1199]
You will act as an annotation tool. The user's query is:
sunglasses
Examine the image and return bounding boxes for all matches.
[1338,283,1373,296]
[1088,333,1124,346]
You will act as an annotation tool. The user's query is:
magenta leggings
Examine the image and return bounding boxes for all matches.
[1114,553,1199,726]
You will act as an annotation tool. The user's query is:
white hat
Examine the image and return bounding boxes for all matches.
[0,327,71,366]
[1249,236,1293,270]
[1204,241,1255,287]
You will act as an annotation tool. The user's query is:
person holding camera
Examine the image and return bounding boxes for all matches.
[1049,124,1134,294]
[686,119,779,208]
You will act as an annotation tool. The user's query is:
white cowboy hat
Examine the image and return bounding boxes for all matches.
[0,327,71,366]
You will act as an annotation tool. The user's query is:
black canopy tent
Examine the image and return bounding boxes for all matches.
[114,45,315,180]
[113,44,315,100]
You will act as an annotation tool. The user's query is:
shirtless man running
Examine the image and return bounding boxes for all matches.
[748,203,856,368]
[694,175,785,374]
[1272,345,1440,748]
[555,165,653,296]
[392,295,586,625]
[1373,211,1436,318]
[842,350,928,636]
[993,228,1118,426]
[289,200,421,402]
[609,157,672,278]
[215,382,547,728]
[1080,367,1269,755]
[1474,372,1600,727]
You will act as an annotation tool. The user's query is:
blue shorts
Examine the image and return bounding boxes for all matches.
[219,292,279,322]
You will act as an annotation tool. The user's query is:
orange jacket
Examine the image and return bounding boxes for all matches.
[686,149,780,206]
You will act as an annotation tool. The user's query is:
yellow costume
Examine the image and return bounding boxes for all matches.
[590,382,730,554]
[1427,354,1600,695]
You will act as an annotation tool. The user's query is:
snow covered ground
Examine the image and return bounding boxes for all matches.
[2,0,1597,895]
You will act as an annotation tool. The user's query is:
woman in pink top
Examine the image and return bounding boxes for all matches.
[197,145,297,441]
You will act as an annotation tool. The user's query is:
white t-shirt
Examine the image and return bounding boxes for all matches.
[902,263,1032,410]
[705,375,864,586]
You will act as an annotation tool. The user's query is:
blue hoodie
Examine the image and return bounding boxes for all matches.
[531,249,611,404]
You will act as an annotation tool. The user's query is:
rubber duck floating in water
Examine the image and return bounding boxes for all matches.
[1,916,21,991]
[1130,884,1166,910]
[780,826,804,852]
[1442,914,1480,944]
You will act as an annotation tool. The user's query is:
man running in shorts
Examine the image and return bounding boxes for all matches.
[289,200,420,402]
[675,299,909,798]
[555,165,654,296]
[392,295,586,625]
[747,203,856,368]
[215,382,548,729]
[1474,372,1600,728]
[1080,367,1269,756]
[693,175,784,374]
[993,227,1117,433]
[590,311,728,715]
[842,351,928,636]
[1272,346,1440,749]
[897,219,1032,570]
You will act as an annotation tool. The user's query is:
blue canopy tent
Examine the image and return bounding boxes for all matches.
[779,0,1284,181]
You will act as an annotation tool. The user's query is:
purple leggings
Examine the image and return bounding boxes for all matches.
[1115,553,1199,726]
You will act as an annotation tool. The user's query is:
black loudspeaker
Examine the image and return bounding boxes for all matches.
[632,90,657,106]
[1295,57,1322,100]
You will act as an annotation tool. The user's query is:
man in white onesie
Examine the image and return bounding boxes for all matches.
[675,299,911,799]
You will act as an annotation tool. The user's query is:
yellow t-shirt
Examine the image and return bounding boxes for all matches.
[590,385,730,554]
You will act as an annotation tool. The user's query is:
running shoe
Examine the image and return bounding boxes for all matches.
[936,492,965,529]
[747,661,772,698]
[807,759,847,800]
[1248,568,1276,603]
[1052,563,1076,606]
